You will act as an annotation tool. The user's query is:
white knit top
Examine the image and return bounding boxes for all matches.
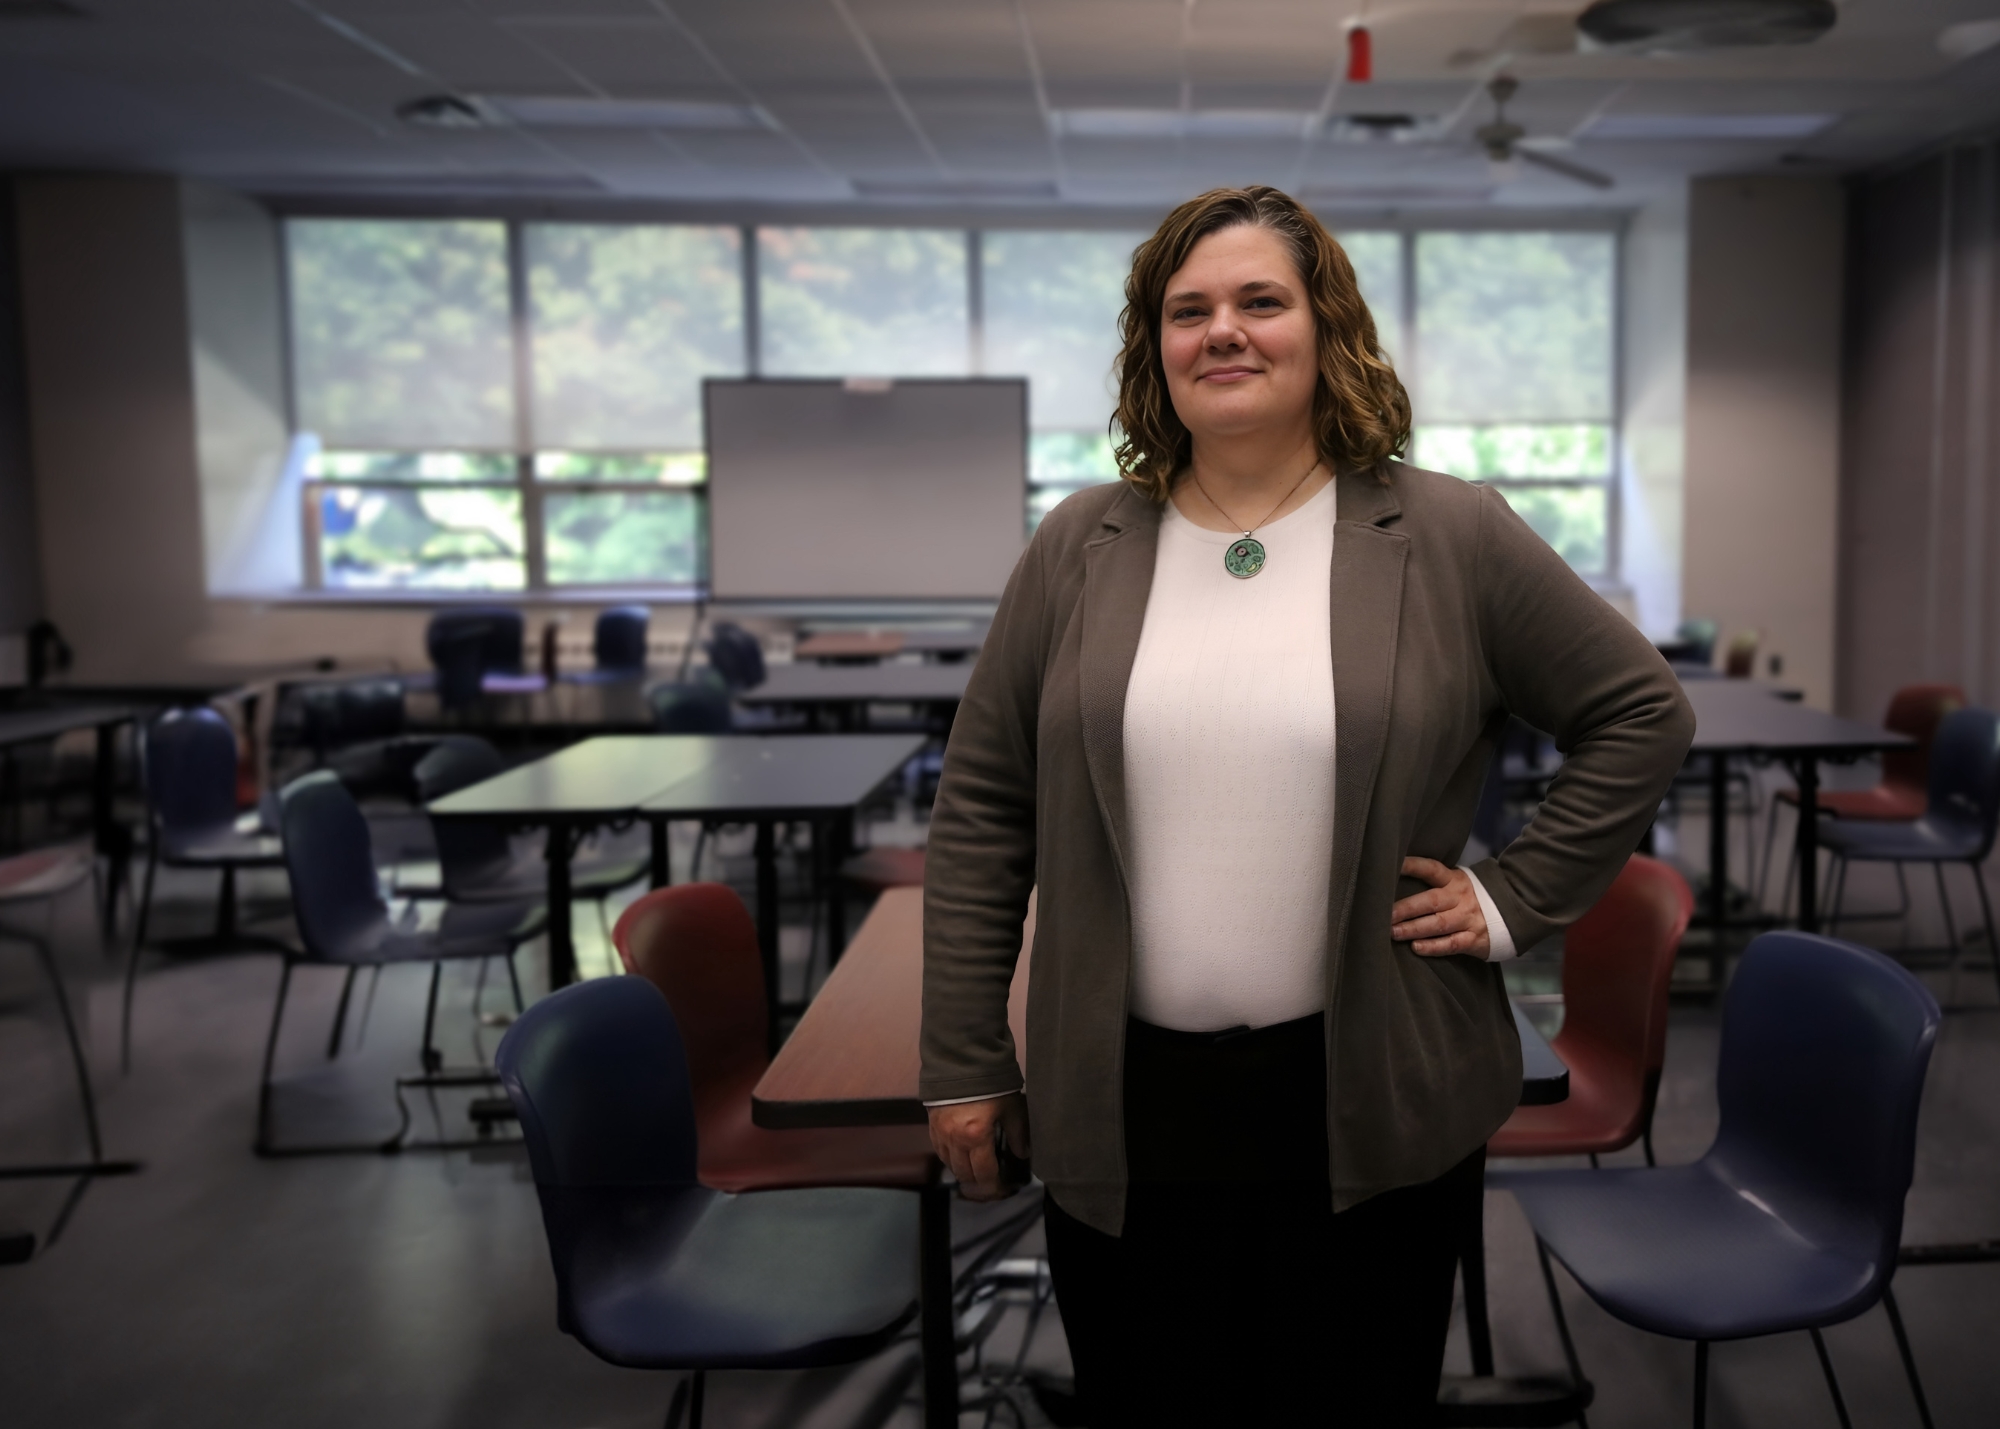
[1123,480,1515,1035]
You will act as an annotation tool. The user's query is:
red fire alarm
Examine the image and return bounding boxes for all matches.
[1346,23,1373,82]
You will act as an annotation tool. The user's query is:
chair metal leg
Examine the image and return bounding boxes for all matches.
[1757,795,1786,911]
[505,951,524,1012]
[419,962,443,1074]
[119,847,159,1074]
[215,864,238,940]
[689,1370,706,1429]
[132,845,158,952]
[663,1376,690,1429]
[1808,1328,1853,1429]
[326,967,357,1059]
[254,960,295,1153]
[1881,1286,1937,1429]
[1535,1237,1591,1414]
[1931,863,1963,1003]
[1971,862,2000,1004]
[1827,857,1849,936]
[22,928,106,1160]
[1692,1341,1708,1429]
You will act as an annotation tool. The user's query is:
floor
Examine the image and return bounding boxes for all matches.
[3,766,2000,1427]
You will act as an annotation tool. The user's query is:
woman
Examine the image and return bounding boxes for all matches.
[921,187,1693,1423]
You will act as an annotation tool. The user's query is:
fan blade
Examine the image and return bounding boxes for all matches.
[1517,147,1615,190]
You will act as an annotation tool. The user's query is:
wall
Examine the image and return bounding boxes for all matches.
[1618,185,1688,639]
[1682,175,1846,709]
[1839,140,2000,722]
[0,181,43,682]
[16,174,211,683]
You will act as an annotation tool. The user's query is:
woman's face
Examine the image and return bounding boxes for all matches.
[1158,224,1319,446]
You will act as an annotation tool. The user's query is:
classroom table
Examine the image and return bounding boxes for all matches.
[400,673,657,739]
[753,886,1569,1427]
[427,734,924,1018]
[0,705,136,924]
[737,661,973,730]
[1682,680,1913,984]
[793,631,905,662]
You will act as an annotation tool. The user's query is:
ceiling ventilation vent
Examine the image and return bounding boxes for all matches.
[1577,0,1836,51]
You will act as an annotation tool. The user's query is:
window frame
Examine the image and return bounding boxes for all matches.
[280,210,1625,597]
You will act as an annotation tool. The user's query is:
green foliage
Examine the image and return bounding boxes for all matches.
[1411,424,1610,479]
[983,231,1144,431]
[528,225,744,450]
[320,486,525,590]
[544,490,703,585]
[289,220,514,448]
[1415,232,1613,423]
[1494,485,1608,573]
[758,228,969,376]
[1332,230,1403,358]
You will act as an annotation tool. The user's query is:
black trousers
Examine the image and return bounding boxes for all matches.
[1044,1014,1483,1427]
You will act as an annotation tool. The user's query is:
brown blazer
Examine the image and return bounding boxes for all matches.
[920,463,1695,1234]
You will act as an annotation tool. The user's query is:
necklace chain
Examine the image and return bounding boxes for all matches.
[1188,457,1322,538]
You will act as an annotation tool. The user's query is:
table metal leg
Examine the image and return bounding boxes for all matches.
[546,822,576,988]
[649,817,671,890]
[1709,751,1730,987]
[93,722,124,930]
[754,818,779,1049]
[919,1180,959,1429]
[826,809,852,966]
[1793,755,1822,934]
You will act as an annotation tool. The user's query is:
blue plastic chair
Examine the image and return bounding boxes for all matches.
[122,707,286,1070]
[594,606,650,675]
[1493,932,1941,1429]
[426,608,524,710]
[497,975,919,1427]
[705,621,766,692]
[1822,706,2000,1001]
[649,677,734,735]
[260,772,545,1155]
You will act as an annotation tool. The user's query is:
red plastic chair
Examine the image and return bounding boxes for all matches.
[611,883,935,1193]
[1758,683,1966,910]
[1490,854,1694,1166]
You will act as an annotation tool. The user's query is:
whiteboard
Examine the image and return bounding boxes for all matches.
[704,378,1028,600]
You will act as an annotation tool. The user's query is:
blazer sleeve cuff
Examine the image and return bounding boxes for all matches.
[1460,865,1519,962]
[917,1069,1025,1104]
[1468,855,1559,956]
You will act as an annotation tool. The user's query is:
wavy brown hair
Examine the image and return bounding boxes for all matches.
[1111,186,1411,500]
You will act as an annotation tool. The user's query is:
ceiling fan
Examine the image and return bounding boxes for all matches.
[1475,77,1614,190]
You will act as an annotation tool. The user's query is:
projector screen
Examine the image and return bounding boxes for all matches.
[704,378,1028,601]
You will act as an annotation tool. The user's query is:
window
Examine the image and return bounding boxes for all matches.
[285,217,1618,591]
[982,230,1145,527]
[290,219,739,591]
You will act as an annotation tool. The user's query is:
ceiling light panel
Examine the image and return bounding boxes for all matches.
[483,95,773,130]
[1584,112,1837,139]
[1051,108,1318,140]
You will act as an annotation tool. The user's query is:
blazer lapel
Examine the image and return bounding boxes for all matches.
[1078,485,1160,889]
[1326,468,1410,978]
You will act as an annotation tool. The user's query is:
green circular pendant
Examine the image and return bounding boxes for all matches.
[1224,536,1266,579]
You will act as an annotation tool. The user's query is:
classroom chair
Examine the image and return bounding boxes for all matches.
[497,975,920,1428]
[1757,683,1965,915]
[1823,705,2000,1002]
[649,677,733,734]
[612,884,934,1193]
[1,845,110,1175]
[705,621,767,692]
[592,605,650,676]
[261,772,545,1155]
[1493,932,1940,1429]
[122,707,286,1071]
[425,608,524,710]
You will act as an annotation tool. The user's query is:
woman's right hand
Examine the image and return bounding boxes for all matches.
[927,1092,1032,1201]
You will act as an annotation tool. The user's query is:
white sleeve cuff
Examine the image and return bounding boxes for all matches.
[922,1088,1022,1108]
[1460,866,1519,963]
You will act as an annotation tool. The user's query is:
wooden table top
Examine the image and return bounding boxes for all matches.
[753,886,1568,1129]
[739,662,974,705]
[795,632,906,661]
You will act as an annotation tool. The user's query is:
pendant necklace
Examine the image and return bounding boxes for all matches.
[1188,457,1323,579]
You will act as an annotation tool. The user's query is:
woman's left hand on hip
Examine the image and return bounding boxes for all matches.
[1390,857,1491,960]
